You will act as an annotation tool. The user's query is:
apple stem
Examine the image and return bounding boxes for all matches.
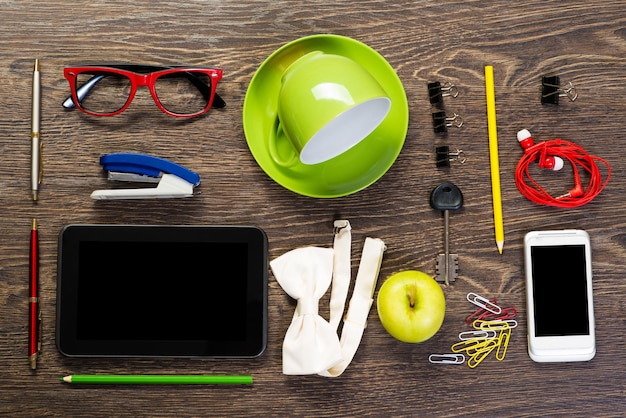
[407,287,416,308]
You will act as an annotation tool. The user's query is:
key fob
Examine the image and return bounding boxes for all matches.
[430,182,464,211]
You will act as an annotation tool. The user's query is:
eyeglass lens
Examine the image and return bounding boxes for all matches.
[155,72,212,115]
[75,70,213,116]
[76,72,130,114]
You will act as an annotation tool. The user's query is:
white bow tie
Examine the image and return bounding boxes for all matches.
[270,246,342,375]
[270,220,386,376]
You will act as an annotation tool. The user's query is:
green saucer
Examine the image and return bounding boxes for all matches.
[243,34,409,198]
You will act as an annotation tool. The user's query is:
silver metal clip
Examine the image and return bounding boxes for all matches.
[428,353,465,364]
[432,112,463,133]
[428,81,459,105]
[458,329,497,341]
[436,146,467,168]
[541,75,577,104]
[466,292,502,314]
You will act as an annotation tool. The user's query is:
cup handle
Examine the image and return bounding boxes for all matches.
[268,119,299,167]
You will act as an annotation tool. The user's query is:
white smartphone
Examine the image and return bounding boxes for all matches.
[524,230,595,362]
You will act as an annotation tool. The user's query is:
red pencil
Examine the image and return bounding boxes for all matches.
[29,219,40,369]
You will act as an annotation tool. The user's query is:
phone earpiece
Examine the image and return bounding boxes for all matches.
[517,129,563,171]
[538,154,564,171]
[517,129,535,151]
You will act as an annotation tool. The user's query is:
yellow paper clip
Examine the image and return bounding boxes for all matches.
[495,327,511,361]
[428,353,466,364]
[478,319,517,329]
[452,337,497,356]
[467,292,502,314]
[467,342,498,368]
[472,337,498,356]
[451,338,485,353]
[473,319,511,331]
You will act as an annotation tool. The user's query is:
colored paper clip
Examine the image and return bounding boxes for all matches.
[428,354,465,365]
[91,153,201,200]
[467,342,498,369]
[451,337,496,356]
[495,327,511,361]
[458,329,497,341]
[473,319,517,330]
[473,319,509,331]
[465,298,498,325]
[451,338,478,353]
[480,306,518,322]
[466,292,501,314]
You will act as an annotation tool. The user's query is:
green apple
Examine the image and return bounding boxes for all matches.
[376,270,446,343]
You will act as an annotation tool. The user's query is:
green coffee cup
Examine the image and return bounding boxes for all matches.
[269,51,392,166]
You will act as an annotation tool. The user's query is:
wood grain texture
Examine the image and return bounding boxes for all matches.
[1,0,626,416]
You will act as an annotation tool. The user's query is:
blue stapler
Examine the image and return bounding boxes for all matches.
[91,153,201,200]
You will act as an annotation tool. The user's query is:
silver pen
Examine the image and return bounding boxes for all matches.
[31,59,42,201]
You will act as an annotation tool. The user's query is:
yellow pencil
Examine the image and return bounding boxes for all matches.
[484,65,504,254]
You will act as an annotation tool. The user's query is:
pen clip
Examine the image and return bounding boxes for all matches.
[38,140,43,185]
[31,132,43,185]
[37,309,42,353]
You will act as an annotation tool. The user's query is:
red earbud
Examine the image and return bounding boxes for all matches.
[517,129,564,171]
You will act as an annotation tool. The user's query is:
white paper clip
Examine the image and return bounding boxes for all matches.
[428,353,465,364]
[458,329,497,341]
[466,292,502,314]
[91,153,201,200]
[502,319,518,329]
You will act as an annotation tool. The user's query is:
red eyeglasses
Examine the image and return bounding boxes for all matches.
[63,65,225,117]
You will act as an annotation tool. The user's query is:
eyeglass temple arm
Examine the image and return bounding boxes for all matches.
[183,72,226,108]
[62,75,104,109]
[62,73,226,109]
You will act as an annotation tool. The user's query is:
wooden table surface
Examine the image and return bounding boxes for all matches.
[2,0,625,416]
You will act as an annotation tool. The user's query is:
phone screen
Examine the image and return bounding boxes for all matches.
[530,245,590,337]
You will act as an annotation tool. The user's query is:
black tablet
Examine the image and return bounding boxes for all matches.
[56,224,267,358]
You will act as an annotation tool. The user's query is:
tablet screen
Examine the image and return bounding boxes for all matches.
[56,225,267,358]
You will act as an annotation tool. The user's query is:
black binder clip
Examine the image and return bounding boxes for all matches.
[432,112,463,134]
[541,75,577,105]
[436,146,466,168]
[428,81,459,105]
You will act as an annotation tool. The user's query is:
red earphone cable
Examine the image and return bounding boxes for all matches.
[515,139,611,208]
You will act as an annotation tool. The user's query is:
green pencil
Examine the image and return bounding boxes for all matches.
[60,375,253,385]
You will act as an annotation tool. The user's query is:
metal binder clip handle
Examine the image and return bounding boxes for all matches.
[427,81,459,105]
[541,75,578,104]
[432,112,463,133]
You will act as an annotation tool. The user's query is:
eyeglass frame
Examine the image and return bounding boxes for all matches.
[63,64,226,118]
